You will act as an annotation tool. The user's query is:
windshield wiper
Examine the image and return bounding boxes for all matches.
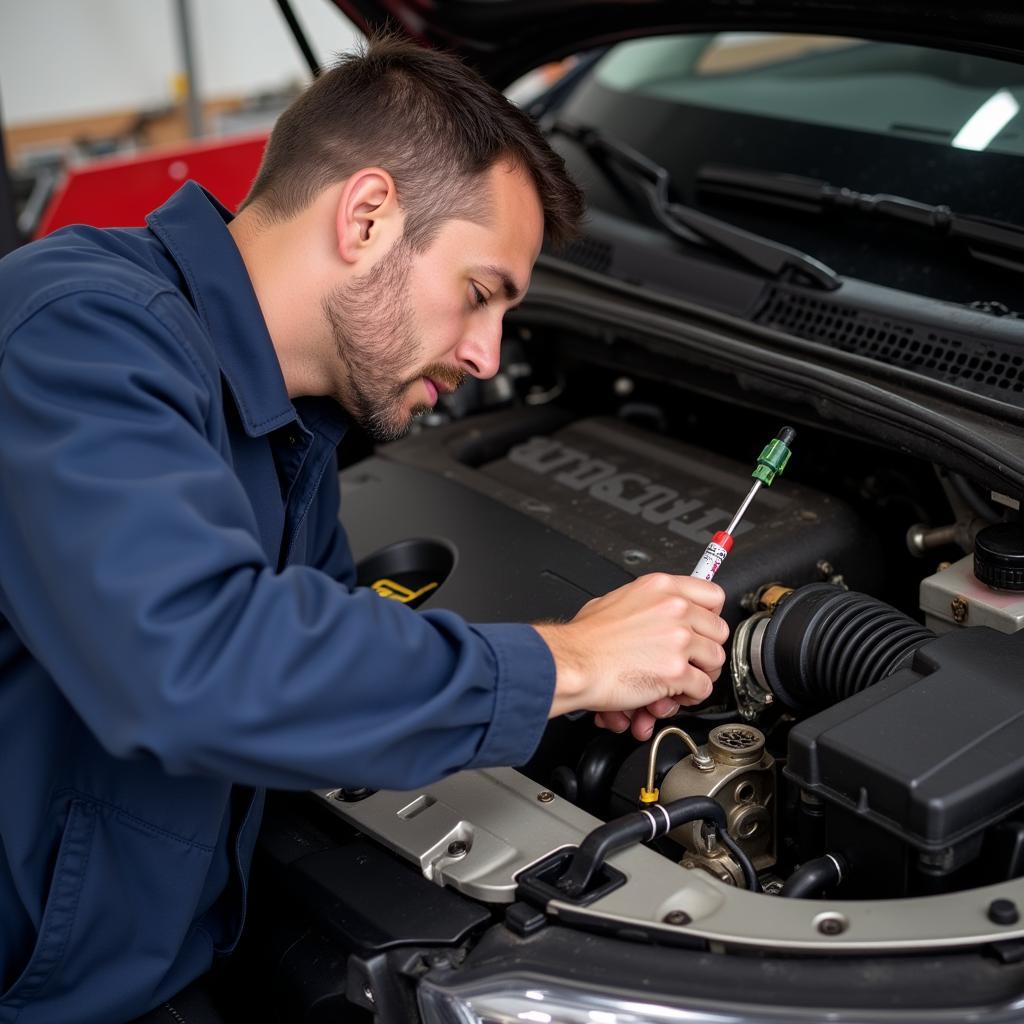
[697,164,1024,276]
[547,121,840,291]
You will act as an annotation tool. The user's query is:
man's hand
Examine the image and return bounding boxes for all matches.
[534,573,729,741]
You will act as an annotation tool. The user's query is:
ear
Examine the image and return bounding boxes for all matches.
[335,167,402,265]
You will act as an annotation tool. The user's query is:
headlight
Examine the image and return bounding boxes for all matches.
[419,973,775,1024]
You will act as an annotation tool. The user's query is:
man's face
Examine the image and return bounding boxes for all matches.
[322,163,544,441]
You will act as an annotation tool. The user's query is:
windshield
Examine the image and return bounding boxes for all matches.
[554,33,1024,304]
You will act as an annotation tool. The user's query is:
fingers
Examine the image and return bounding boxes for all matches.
[677,689,709,707]
[684,631,727,680]
[596,697,679,736]
[646,696,680,718]
[688,603,730,646]
[630,707,657,741]
[674,667,715,705]
[665,574,727,614]
[595,708,658,741]
[594,710,632,733]
[636,574,730,643]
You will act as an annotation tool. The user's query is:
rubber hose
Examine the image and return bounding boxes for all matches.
[558,796,761,895]
[781,853,846,899]
[758,584,934,712]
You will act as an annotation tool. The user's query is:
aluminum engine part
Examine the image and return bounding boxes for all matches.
[660,724,775,880]
[920,554,1024,634]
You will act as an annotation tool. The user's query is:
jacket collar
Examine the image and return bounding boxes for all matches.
[146,182,333,438]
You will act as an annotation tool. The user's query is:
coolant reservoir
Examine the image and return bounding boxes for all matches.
[920,524,1024,633]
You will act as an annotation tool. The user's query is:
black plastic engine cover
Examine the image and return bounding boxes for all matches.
[786,627,1024,852]
[343,408,880,627]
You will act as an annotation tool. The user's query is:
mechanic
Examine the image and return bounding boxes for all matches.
[0,35,729,1024]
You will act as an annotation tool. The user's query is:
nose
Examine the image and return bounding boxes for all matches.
[455,317,503,380]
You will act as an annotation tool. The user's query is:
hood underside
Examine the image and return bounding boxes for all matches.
[330,1,1024,86]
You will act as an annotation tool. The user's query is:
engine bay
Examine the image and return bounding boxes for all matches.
[320,371,1024,951]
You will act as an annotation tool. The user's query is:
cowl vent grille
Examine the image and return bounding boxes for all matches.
[755,286,1024,401]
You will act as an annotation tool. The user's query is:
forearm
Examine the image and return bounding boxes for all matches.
[533,622,588,717]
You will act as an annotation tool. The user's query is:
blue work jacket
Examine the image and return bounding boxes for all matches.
[0,183,555,1023]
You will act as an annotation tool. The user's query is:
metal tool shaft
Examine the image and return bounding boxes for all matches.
[725,480,762,537]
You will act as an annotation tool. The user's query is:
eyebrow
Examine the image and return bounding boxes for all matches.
[476,264,523,304]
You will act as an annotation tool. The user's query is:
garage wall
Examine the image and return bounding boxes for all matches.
[0,0,360,128]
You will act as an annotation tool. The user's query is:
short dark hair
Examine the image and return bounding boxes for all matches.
[241,33,585,250]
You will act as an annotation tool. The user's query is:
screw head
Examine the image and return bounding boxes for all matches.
[363,986,375,1004]
[622,549,651,566]
[814,912,848,936]
[989,898,1020,926]
[951,596,969,624]
[662,910,691,926]
[447,840,468,858]
[538,790,555,803]
[330,787,371,802]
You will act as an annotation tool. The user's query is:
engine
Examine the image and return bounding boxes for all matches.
[340,405,1024,902]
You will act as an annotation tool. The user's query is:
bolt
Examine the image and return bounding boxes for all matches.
[662,910,691,926]
[623,549,651,566]
[951,596,969,625]
[537,791,555,803]
[816,560,834,578]
[363,986,375,1005]
[614,376,635,396]
[989,899,1020,926]
[331,787,370,802]
[447,840,468,858]
[763,880,784,896]
[817,915,847,936]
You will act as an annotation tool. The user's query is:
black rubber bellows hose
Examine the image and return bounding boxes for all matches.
[757,584,934,712]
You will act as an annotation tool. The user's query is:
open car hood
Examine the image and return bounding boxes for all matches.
[330,0,1024,86]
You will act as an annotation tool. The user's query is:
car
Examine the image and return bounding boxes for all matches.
[220,3,1024,1021]
[14,2,1024,1021]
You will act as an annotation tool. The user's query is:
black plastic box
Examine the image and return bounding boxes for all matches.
[786,628,1024,854]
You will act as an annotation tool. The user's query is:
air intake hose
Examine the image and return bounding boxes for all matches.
[755,584,934,712]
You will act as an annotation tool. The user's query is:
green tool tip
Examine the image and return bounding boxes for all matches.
[752,426,795,486]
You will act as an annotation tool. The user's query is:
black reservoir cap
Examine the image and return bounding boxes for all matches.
[974,523,1024,592]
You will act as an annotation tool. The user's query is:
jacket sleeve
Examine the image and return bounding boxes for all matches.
[0,289,555,790]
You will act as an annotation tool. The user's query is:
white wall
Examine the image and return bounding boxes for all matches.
[0,0,361,127]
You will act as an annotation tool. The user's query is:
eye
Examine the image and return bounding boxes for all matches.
[470,283,490,309]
